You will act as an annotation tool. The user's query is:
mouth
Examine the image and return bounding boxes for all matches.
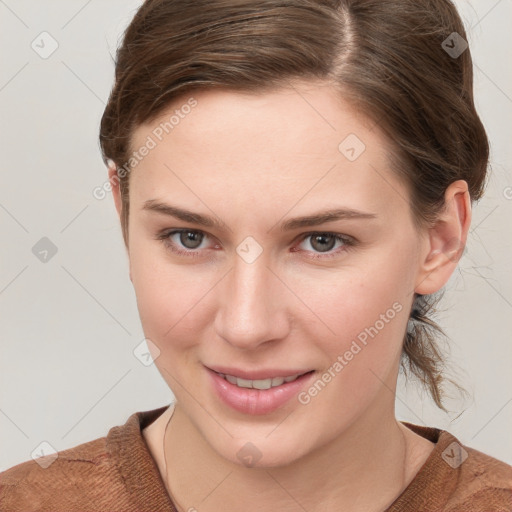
[206,366,316,415]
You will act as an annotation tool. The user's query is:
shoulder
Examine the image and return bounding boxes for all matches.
[396,422,512,512]
[444,442,512,511]
[0,406,170,512]
[0,435,123,511]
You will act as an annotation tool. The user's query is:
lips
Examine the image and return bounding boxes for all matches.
[206,365,316,415]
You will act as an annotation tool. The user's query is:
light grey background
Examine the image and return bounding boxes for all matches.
[1,0,511,471]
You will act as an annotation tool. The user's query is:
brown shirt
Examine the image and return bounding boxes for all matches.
[1,405,511,511]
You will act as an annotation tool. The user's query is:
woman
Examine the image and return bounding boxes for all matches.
[1,0,511,510]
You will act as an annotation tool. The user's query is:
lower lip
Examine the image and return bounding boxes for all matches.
[207,367,315,415]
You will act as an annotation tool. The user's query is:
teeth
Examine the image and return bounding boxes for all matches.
[225,374,238,385]
[271,376,285,387]
[219,372,304,389]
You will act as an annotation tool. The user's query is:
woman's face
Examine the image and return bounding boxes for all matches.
[125,80,429,467]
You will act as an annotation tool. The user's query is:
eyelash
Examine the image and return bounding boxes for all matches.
[155,229,357,260]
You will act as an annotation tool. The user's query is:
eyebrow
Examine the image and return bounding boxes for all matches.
[142,199,377,232]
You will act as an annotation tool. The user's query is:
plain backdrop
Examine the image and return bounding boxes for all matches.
[1,0,511,471]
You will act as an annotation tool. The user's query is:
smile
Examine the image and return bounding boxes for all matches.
[208,367,316,415]
[215,371,308,389]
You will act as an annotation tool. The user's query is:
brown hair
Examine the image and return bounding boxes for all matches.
[99,0,488,411]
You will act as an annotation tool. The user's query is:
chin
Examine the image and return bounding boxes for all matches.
[215,434,312,470]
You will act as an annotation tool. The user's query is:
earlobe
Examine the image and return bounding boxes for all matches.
[415,180,471,295]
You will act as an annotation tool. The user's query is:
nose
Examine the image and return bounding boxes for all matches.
[214,249,290,350]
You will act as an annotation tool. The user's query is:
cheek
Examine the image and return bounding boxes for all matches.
[296,241,415,370]
[129,240,215,348]
[294,267,411,416]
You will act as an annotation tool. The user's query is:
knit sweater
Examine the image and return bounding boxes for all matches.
[1,405,511,511]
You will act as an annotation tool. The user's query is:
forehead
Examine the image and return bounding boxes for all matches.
[128,82,410,221]
[133,81,379,152]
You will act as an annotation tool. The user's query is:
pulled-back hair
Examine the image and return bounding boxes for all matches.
[99,0,489,411]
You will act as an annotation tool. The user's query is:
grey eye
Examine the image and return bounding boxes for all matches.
[308,234,337,253]
[179,230,204,249]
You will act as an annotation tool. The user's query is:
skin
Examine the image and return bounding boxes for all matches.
[109,79,471,512]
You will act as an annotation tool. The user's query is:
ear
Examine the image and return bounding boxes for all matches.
[415,180,471,295]
[107,160,123,221]
[107,161,132,282]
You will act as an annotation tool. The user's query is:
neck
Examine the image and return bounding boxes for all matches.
[160,391,421,512]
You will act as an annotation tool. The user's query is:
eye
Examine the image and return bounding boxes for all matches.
[156,229,217,258]
[293,232,356,259]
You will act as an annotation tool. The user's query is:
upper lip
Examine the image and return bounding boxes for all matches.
[206,365,313,380]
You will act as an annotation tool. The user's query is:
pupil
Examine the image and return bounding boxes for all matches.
[181,231,202,249]
[312,234,334,252]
